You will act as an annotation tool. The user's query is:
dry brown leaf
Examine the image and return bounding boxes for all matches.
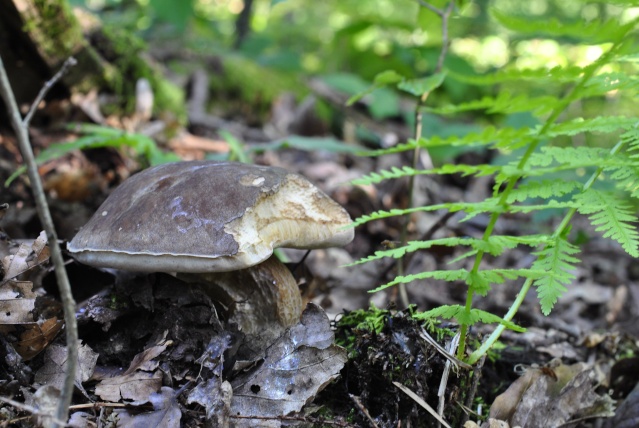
[1,231,49,282]
[12,317,64,360]
[95,370,163,402]
[230,304,347,418]
[35,343,98,389]
[490,361,615,427]
[94,338,170,402]
[113,387,182,428]
[123,336,170,375]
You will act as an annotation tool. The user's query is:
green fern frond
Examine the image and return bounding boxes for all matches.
[573,189,639,257]
[609,166,639,197]
[468,268,548,295]
[499,148,636,179]
[415,305,525,332]
[347,237,476,266]
[349,234,551,267]
[621,127,639,157]
[580,72,639,98]
[357,126,532,157]
[369,269,469,292]
[492,10,625,44]
[448,66,584,86]
[372,267,546,294]
[531,237,581,315]
[509,201,579,214]
[545,116,638,138]
[528,147,611,166]
[357,117,636,159]
[351,200,507,228]
[507,180,582,203]
[352,163,501,186]
[423,91,559,117]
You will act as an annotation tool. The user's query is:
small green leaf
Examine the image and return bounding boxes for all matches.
[347,70,404,105]
[397,71,447,96]
[374,70,404,85]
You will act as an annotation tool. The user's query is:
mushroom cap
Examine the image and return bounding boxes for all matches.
[67,161,354,272]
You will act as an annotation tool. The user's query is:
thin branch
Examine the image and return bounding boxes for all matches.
[397,1,454,308]
[23,57,78,128]
[0,396,68,427]
[0,55,79,428]
[436,2,455,72]
[416,0,444,16]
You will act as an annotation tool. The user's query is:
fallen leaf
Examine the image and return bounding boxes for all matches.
[35,343,98,389]
[490,361,615,427]
[114,387,182,428]
[95,370,163,402]
[607,381,639,428]
[12,317,64,360]
[188,377,233,426]
[230,304,347,418]
[94,338,170,402]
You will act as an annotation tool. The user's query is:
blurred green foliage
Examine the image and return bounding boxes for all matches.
[68,0,639,162]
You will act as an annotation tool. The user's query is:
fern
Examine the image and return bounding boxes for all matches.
[507,180,582,203]
[491,10,625,43]
[352,164,501,186]
[413,305,525,332]
[348,234,550,266]
[448,66,585,86]
[351,4,639,364]
[531,237,581,315]
[573,189,639,257]
[423,91,559,117]
[373,268,547,294]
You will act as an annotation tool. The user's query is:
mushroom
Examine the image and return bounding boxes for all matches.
[67,161,354,334]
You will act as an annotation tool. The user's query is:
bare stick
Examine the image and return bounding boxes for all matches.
[0,55,79,428]
[397,1,455,308]
[23,57,78,128]
[0,396,68,427]
[416,0,444,16]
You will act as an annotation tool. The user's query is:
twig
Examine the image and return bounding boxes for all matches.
[23,57,78,128]
[0,396,68,427]
[397,1,455,308]
[349,394,380,428]
[230,414,354,427]
[393,381,453,428]
[416,0,444,16]
[0,55,79,428]
[460,354,486,426]
[436,331,461,427]
[418,326,472,371]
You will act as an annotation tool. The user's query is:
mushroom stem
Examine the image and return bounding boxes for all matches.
[177,255,304,334]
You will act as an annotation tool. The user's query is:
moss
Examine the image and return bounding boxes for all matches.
[208,54,305,122]
[29,0,85,57]
[95,25,186,121]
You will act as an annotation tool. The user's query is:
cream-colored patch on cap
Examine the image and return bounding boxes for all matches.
[240,173,266,187]
[225,173,354,260]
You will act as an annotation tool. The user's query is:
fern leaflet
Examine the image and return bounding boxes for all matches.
[507,180,582,203]
[573,189,639,257]
[531,237,581,315]
[352,164,501,186]
[414,305,525,332]
[492,10,625,44]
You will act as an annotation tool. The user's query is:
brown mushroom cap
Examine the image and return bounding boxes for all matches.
[67,161,354,272]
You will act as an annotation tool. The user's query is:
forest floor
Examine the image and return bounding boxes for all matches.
[1,44,639,428]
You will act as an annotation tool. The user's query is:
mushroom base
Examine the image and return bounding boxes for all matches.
[176,255,303,338]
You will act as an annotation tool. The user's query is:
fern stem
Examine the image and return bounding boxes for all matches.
[467,139,626,364]
[399,0,454,308]
[458,30,631,362]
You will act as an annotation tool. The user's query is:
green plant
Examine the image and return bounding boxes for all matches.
[5,123,179,186]
[349,3,639,364]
